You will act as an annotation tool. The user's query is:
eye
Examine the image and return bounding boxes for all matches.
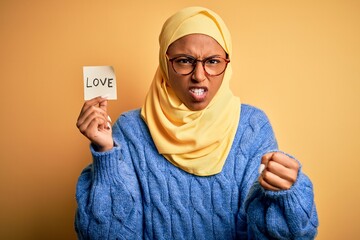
[174,57,195,65]
[205,58,221,65]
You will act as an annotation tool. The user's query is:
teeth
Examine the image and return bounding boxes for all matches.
[191,88,205,96]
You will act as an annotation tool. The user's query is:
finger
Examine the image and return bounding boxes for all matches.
[79,96,109,116]
[266,160,297,183]
[78,115,106,137]
[86,117,105,139]
[258,175,281,191]
[261,152,275,165]
[77,105,109,128]
[270,152,299,170]
[259,152,275,175]
[85,118,112,146]
[78,111,107,135]
[99,98,108,112]
[261,169,293,190]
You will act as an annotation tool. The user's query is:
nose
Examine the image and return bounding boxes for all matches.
[191,61,206,82]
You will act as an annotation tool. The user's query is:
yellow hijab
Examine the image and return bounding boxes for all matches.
[141,6,241,176]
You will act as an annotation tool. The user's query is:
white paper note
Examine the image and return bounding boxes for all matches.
[83,66,117,100]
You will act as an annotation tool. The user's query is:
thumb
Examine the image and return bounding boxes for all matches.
[259,152,275,174]
[99,98,108,112]
[261,152,275,165]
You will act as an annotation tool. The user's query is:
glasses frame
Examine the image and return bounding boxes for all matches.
[166,54,230,76]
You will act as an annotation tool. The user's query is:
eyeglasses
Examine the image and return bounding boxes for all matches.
[167,55,230,76]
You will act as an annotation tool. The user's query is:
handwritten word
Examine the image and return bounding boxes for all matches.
[86,77,114,88]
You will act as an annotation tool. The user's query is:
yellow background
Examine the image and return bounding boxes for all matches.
[1,0,359,239]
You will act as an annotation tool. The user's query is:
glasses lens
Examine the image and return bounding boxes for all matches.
[204,57,228,76]
[172,57,195,75]
[171,56,229,76]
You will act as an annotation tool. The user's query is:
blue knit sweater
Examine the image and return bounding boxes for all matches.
[75,104,318,239]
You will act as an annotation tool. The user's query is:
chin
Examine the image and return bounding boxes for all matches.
[186,102,208,111]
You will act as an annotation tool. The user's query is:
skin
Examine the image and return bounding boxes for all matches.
[166,34,225,111]
[76,34,299,191]
[259,152,299,191]
[76,96,113,152]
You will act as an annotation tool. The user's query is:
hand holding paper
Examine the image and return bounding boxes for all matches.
[76,96,114,152]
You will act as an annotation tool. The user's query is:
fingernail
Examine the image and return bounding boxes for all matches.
[107,115,112,122]
[107,122,112,129]
[101,94,110,99]
[258,164,265,174]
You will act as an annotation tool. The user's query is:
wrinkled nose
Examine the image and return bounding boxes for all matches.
[192,62,206,82]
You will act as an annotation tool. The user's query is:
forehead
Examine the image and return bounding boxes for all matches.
[167,34,225,56]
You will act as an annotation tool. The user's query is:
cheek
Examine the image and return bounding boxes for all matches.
[167,73,186,95]
[167,64,180,87]
[167,72,178,89]
[211,77,224,94]
[167,68,188,91]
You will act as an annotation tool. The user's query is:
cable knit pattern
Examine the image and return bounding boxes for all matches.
[75,104,318,239]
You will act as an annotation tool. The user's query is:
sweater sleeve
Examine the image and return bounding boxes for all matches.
[245,167,319,239]
[75,116,143,239]
[239,110,319,239]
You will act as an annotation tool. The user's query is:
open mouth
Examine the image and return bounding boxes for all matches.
[191,88,205,96]
[189,87,208,101]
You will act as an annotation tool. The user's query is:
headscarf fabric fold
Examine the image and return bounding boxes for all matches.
[141,6,241,176]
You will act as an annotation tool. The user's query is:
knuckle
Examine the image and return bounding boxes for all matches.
[262,171,269,181]
[262,152,272,163]
[267,161,275,171]
[284,182,292,190]
[288,158,300,171]
[89,105,97,112]
[258,177,265,187]
[78,126,86,134]
[273,152,282,159]
[293,161,300,171]
[89,111,99,119]
[289,173,298,183]
[83,102,91,109]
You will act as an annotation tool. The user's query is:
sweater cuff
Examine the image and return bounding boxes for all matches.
[261,162,313,203]
[90,140,122,184]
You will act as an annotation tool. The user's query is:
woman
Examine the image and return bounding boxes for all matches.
[76,6,318,239]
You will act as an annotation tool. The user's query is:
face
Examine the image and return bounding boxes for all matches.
[166,34,227,111]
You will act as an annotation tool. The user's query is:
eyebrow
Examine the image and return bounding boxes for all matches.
[168,54,224,59]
